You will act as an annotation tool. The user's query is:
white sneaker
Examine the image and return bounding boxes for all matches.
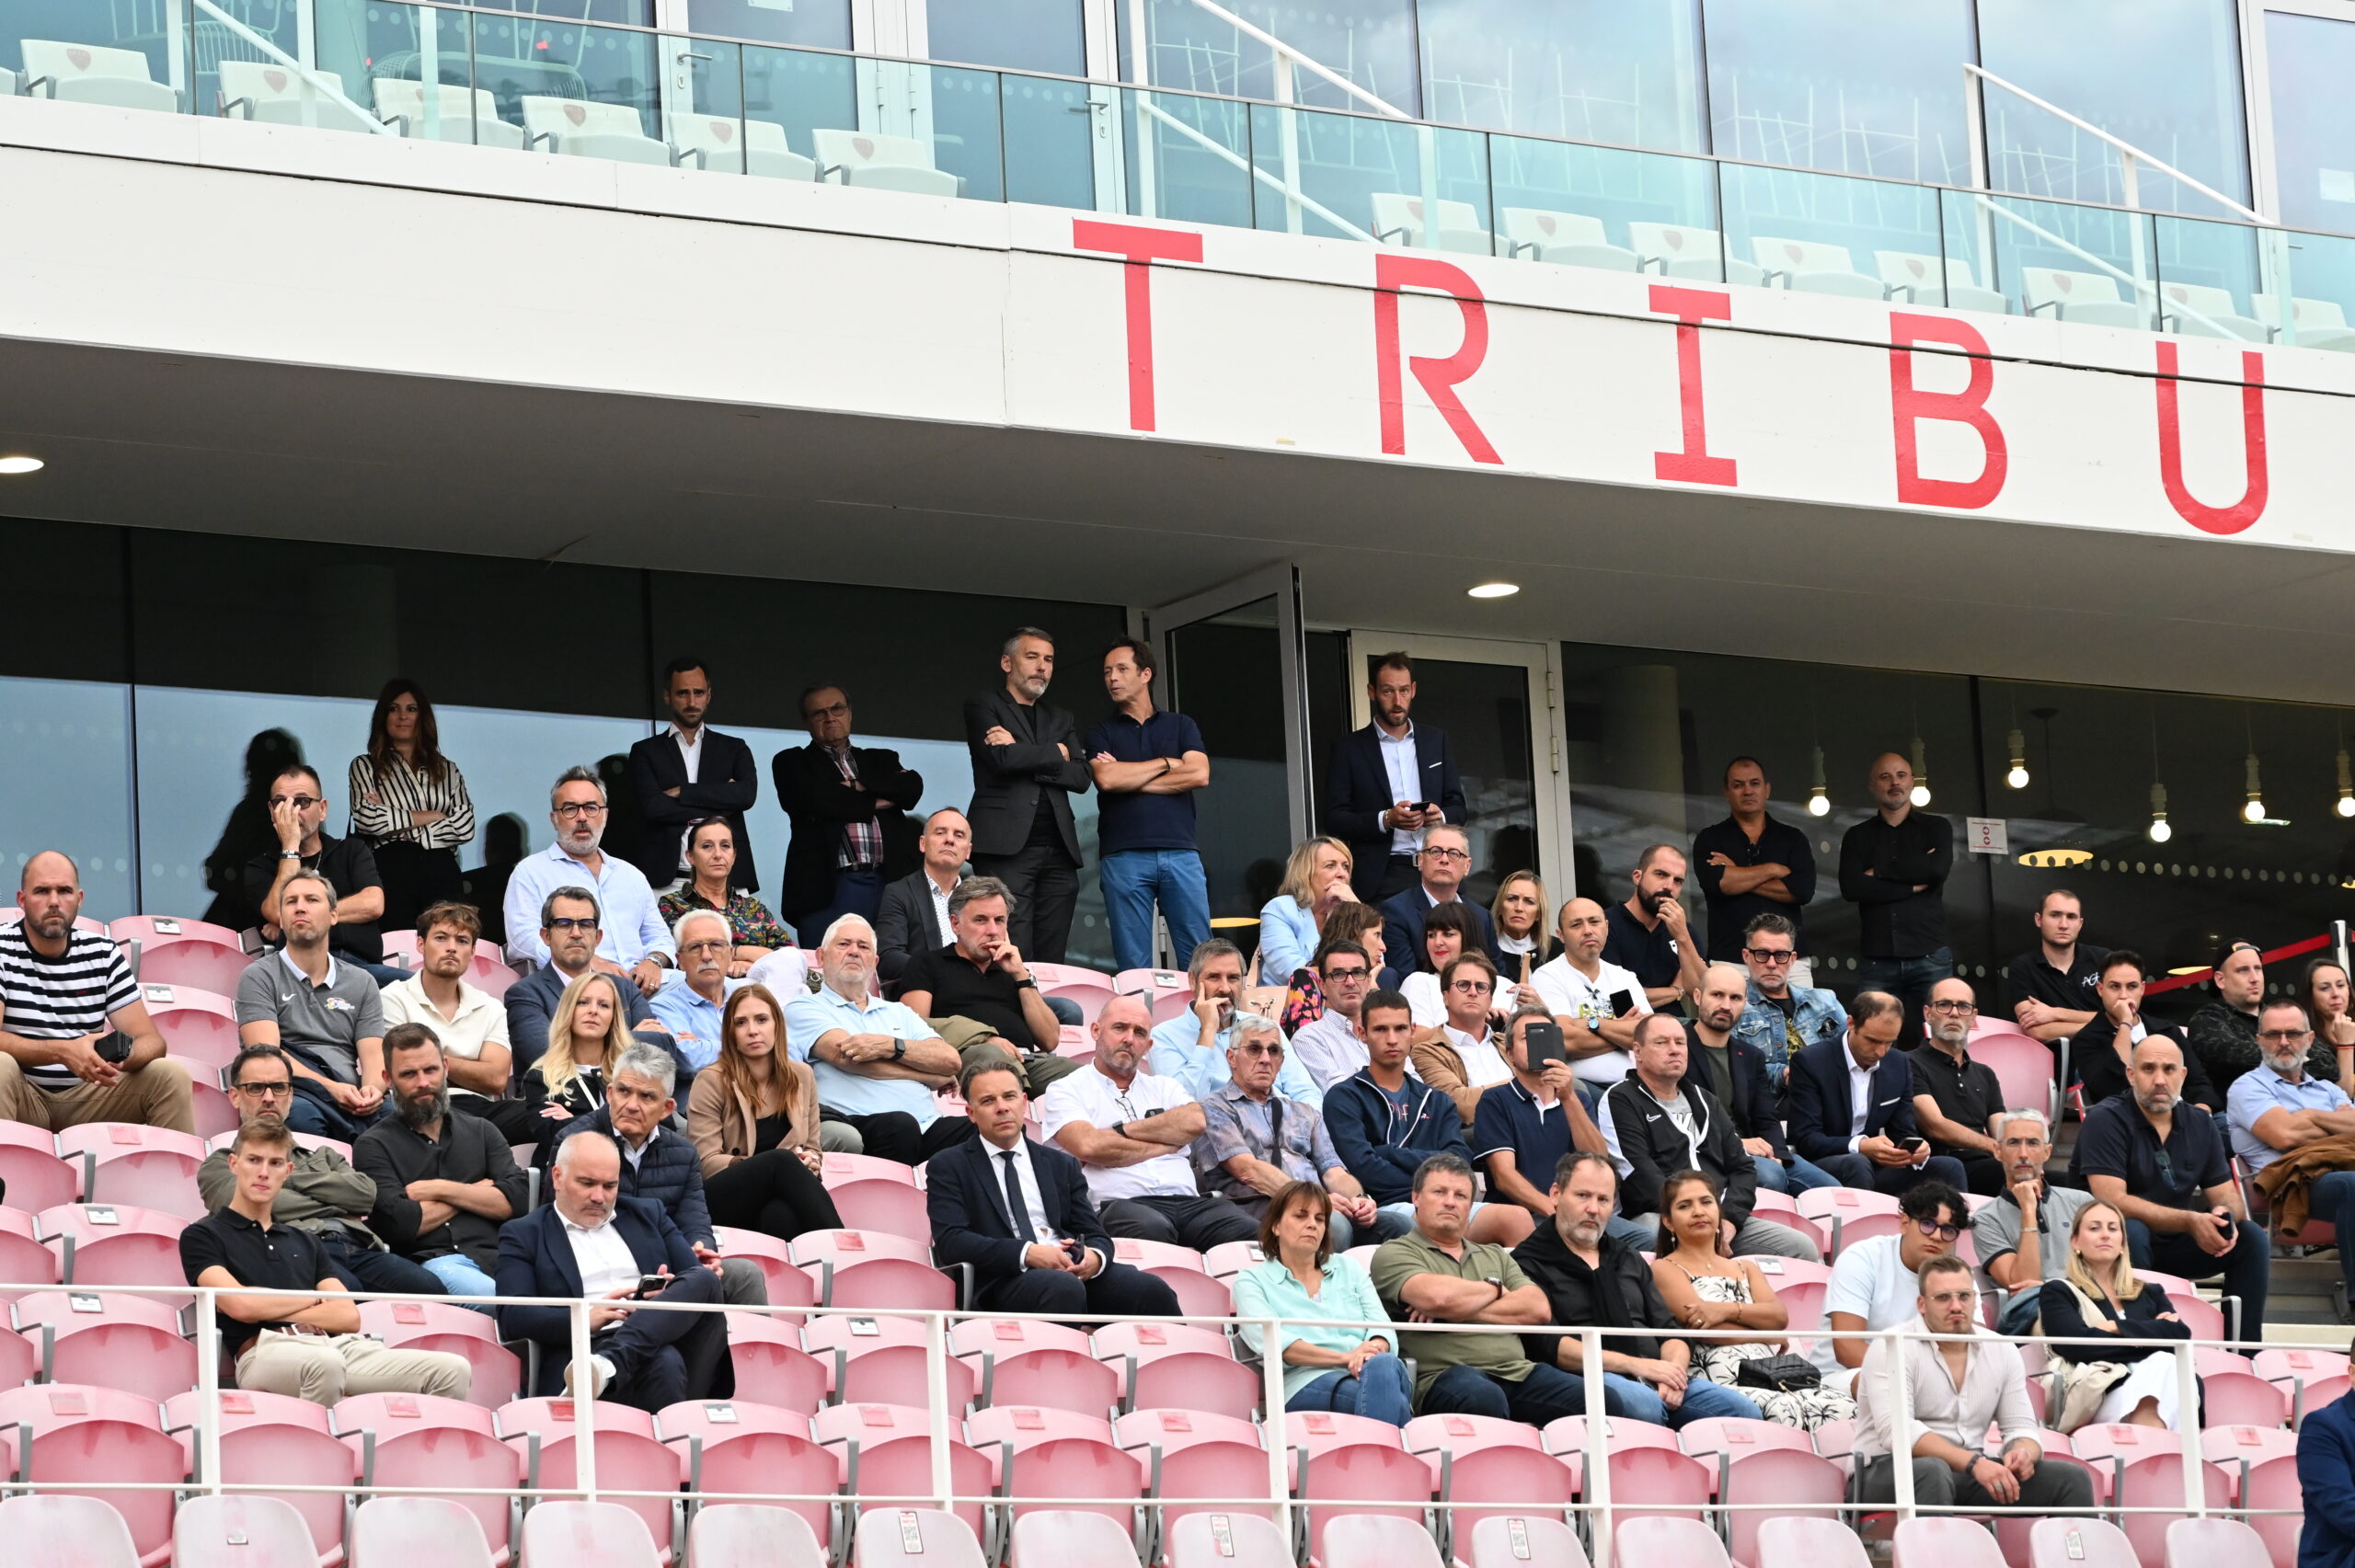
[565,1354,616,1400]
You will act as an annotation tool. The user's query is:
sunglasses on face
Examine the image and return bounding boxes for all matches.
[1914,1219,1962,1241]
[1743,948,1796,964]
[267,795,320,810]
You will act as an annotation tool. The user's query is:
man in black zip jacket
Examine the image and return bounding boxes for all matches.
[1597,1013,1820,1259]
[1325,990,1532,1247]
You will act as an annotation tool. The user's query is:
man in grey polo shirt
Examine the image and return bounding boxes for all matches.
[236,870,386,1141]
[1973,1109,2093,1336]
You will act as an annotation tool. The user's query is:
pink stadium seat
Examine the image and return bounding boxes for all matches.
[190,1076,240,1139]
[1739,1254,1836,1290]
[804,1313,978,1409]
[2164,1517,2274,1568]
[465,954,519,999]
[853,1507,987,1568]
[115,919,252,999]
[2030,1518,2139,1568]
[353,1298,517,1408]
[815,1255,959,1312]
[56,1126,206,1219]
[331,1392,521,1566]
[2201,1371,2289,1430]
[0,1384,186,1568]
[1029,965,1119,1024]
[0,1122,82,1213]
[2073,1425,2232,1568]
[656,1399,841,1552]
[498,1399,683,1563]
[1465,1515,1587,1568]
[1405,1414,1573,1562]
[0,1491,144,1568]
[1540,1416,1704,1522]
[520,1501,661,1568]
[814,1403,996,1546]
[1681,1420,1844,1568]
[1014,1510,1143,1568]
[1201,1242,1265,1280]
[1892,1518,2005,1568]
[826,1179,931,1242]
[1115,1407,1276,1540]
[1166,1513,1292,1568]
[1137,1260,1235,1318]
[136,985,243,1076]
[2206,1425,2300,1568]
[1109,1237,1210,1274]
[1775,1279,1828,1333]
[1287,1413,1434,1566]
[971,1408,1147,1557]
[709,1229,818,1311]
[1322,1513,1443,1568]
[38,1203,192,1306]
[2256,1345,2349,1392]
[1757,1516,1869,1568]
[954,1318,1122,1415]
[350,1496,496,1568]
[1970,1034,2059,1125]
[724,1311,831,1413]
[15,1290,195,1402]
[1615,1517,1729,1568]
[175,1493,317,1568]
[0,1317,40,1387]
[1107,1331,1259,1420]
[687,1505,827,1568]
[818,1152,916,1187]
[0,1206,64,1301]
[1798,1189,1900,1257]
[788,1228,932,1267]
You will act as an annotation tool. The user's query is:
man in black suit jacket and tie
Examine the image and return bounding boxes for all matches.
[1324,652,1467,900]
[495,1130,729,1409]
[626,658,760,892]
[928,1057,1179,1318]
[1786,990,1970,1196]
[963,628,1093,964]
[774,682,924,945]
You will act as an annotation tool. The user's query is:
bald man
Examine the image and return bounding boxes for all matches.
[1839,750,1955,1045]
[1527,898,1652,1088]
[0,850,192,1131]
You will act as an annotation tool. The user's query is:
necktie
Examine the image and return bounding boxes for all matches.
[1000,1150,1030,1240]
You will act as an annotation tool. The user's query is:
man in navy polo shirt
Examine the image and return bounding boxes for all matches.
[1085,638,1211,974]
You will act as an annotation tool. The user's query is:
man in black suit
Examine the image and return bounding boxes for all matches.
[774,682,924,945]
[1380,823,1501,973]
[1786,990,1970,1196]
[494,1130,729,1408]
[927,1056,1179,1318]
[963,627,1092,964]
[878,807,971,995]
[626,658,759,892]
[1324,651,1466,900]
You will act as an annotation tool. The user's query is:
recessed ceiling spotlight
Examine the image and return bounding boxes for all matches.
[0,456,44,475]
[1466,582,1520,599]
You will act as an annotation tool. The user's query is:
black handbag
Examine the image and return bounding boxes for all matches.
[1735,1354,1822,1392]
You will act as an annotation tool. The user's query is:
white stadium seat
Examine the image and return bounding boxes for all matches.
[1752,237,1888,300]
[2020,267,2150,328]
[1499,208,1639,270]
[20,40,177,113]
[1629,222,1766,285]
[215,60,380,134]
[669,114,817,179]
[372,79,526,149]
[522,96,672,166]
[1370,193,1494,256]
[1874,251,2010,314]
[812,129,963,197]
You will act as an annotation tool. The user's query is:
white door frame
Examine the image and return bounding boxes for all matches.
[2240,0,2355,224]
[1141,563,1314,844]
[1343,631,1571,893]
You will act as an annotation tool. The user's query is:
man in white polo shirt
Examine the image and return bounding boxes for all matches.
[783,914,975,1167]
[1038,993,1258,1249]
[377,900,533,1142]
[1526,897,1649,1087]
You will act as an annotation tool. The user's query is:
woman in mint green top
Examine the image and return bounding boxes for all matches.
[1231,1181,1412,1425]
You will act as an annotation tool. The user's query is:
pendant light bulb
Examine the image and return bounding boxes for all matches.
[2337,747,2354,818]
[2005,727,2029,791]
[2244,750,2267,824]
[1908,737,1932,808]
[2147,781,2171,843]
[1808,745,1830,817]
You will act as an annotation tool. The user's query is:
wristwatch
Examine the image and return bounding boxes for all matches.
[1014,976,1038,990]
[279,851,303,861]
[890,1039,906,1061]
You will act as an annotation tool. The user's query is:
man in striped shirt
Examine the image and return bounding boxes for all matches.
[0,851,194,1132]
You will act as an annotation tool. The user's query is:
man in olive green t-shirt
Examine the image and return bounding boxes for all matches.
[1367,1151,1589,1421]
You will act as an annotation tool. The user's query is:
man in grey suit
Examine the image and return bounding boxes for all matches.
[963,628,1092,965]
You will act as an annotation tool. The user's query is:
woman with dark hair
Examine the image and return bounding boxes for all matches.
[686,985,843,1242]
[660,817,792,976]
[349,678,475,931]
[1230,1180,1408,1425]
[2302,956,2355,1093]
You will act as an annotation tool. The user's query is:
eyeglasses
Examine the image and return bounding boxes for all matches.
[804,701,850,721]
[554,802,605,818]
[1926,1000,1979,1014]
[1914,1219,1962,1241]
[265,795,320,810]
[546,917,601,933]
[1742,948,1797,965]
[231,1081,293,1098]
[1422,847,1470,861]
[1448,979,1494,994]
[1925,1288,1978,1308]
[1238,1043,1285,1058]
[2259,1028,2313,1043]
[1322,967,1371,982]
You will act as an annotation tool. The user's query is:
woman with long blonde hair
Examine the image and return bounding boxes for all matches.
[1260,837,1357,983]
[2038,1199,2190,1428]
[1489,870,1558,986]
[685,985,842,1241]
[523,970,638,1136]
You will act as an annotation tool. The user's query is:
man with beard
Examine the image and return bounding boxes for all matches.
[1692,756,1816,977]
[1838,750,1953,1046]
[2074,1034,2269,1335]
[504,887,677,1076]
[1973,1110,2094,1336]
[1728,912,1844,1093]
[1327,651,1466,901]
[2229,999,2355,1322]
[354,1024,528,1302]
[627,657,760,894]
[1602,845,1706,1010]
[1686,963,1837,1194]
[964,627,1092,963]
[379,900,535,1142]
[1906,977,2009,1196]
[503,765,675,990]
[0,849,191,1131]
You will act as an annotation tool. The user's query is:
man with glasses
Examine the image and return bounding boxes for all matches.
[1602,845,1706,1011]
[776,681,923,946]
[504,887,675,1077]
[1692,756,1816,979]
[198,1044,442,1298]
[1908,977,2009,1196]
[241,764,393,976]
[628,657,761,895]
[502,766,674,993]
[1787,990,1969,1196]
[1040,992,1259,1247]
[1812,1178,1969,1385]
[1853,1254,2093,1515]
[2192,941,2338,1098]
[1150,937,1324,1106]
[2230,1000,2355,1322]
[648,909,739,1074]
[1729,912,1844,1093]
[2074,1034,2269,1337]
[1380,824,1501,987]
[1288,940,1376,1091]
[1198,1013,1395,1250]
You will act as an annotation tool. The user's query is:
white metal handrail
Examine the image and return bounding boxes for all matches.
[1962,63,2262,224]
[191,0,396,136]
[1134,96,1374,242]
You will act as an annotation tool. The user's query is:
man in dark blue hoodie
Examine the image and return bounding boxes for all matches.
[1324,990,1533,1247]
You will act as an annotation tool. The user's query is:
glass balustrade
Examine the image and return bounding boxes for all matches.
[6,0,2355,359]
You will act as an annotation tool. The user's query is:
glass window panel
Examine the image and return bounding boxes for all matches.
[1490,135,1717,278]
[913,63,1008,202]
[743,43,856,167]
[463,0,649,20]
[1949,188,2155,326]
[1002,71,1099,210]
[1381,657,1540,902]
[1124,89,1256,227]
[1415,0,1703,152]
[1,678,136,920]
[926,0,1086,76]
[0,0,178,81]
[2273,225,2355,348]
[315,2,492,145]
[1978,0,2250,212]
[2154,212,2270,341]
[1249,107,1491,249]
[1721,165,1943,298]
[465,14,660,143]
[1703,0,1973,184]
[1165,601,1294,933]
[688,0,851,51]
[2264,11,2355,235]
[1122,0,1420,118]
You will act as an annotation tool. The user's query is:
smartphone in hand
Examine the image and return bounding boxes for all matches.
[1522,1020,1569,1073]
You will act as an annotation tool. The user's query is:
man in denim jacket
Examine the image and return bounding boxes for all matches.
[1729,914,1846,1090]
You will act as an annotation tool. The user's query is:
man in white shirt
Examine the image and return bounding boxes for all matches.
[1527,897,1649,1086]
[1813,1177,1968,1385]
[503,767,675,989]
[1288,941,1374,1090]
[1149,938,1323,1108]
[784,916,974,1166]
[1039,993,1259,1248]
[378,901,533,1141]
[1853,1254,2094,1513]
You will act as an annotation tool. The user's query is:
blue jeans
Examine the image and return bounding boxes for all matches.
[1601,1371,1763,1429]
[1287,1354,1414,1427]
[284,1079,383,1142]
[1753,1152,1844,1194]
[423,1253,500,1311]
[1421,1361,1589,1425]
[2308,1171,2355,1299]
[1046,995,1084,1028]
[1099,848,1212,973]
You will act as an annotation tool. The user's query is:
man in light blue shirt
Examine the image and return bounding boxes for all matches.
[648,909,738,1073]
[783,915,978,1166]
[1148,938,1323,1108]
[2227,1000,2355,1315]
[503,766,675,988]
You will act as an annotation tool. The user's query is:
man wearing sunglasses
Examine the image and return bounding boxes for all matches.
[1813,1178,1969,1386]
[240,763,392,975]
[1199,1015,1396,1251]
[1729,912,1845,1093]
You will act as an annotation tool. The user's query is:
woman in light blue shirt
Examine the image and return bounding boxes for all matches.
[1231,1181,1410,1425]
[1258,838,1357,983]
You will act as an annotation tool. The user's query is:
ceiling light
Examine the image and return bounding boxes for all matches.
[2017,849,2092,867]
[2005,713,2029,791]
[2243,708,2267,824]
[2338,733,2354,818]
[0,456,43,475]
[1909,737,1932,808]
[1808,745,1830,817]
[1466,582,1519,599]
[2147,782,2172,844]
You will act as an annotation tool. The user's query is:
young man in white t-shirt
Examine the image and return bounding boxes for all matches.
[1812,1178,1969,1386]
[1526,897,1650,1087]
